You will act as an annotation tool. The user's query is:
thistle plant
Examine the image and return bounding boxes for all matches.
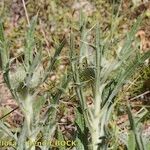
[70,15,150,150]
[0,17,69,150]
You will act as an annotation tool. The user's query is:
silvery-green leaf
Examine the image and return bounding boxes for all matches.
[29,64,44,88]
[127,130,136,150]
[9,65,26,89]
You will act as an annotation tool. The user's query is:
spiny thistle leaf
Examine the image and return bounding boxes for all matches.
[25,16,37,68]
[42,39,66,83]
[0,19,9,70]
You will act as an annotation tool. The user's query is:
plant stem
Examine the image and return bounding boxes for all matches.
[22,0,30,26]
[91,119,100,150]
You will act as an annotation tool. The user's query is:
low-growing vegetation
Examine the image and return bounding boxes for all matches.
[0,0,150,150]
